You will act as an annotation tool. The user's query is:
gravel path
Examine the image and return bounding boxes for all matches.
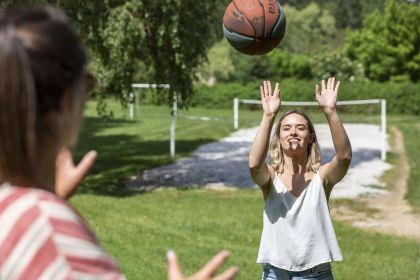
[128,124,391,199]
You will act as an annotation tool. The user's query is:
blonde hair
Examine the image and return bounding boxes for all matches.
[270,109,321,174]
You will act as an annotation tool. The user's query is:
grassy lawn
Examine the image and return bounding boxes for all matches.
[71,101,420,279]
[72,189,420,279]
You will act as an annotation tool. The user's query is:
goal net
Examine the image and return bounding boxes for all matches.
[233,98,387,160]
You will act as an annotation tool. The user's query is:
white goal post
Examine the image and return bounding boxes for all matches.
[131,83,177,159]
[233,98,387,160]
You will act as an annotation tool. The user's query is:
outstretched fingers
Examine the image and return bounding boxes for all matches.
[274,82,280,98]
[260,85,264,100]
[315,84,320,95]
[167,250,183,280]
[263,80,269,97]
[195,250,232,279]
[213,267,240,280]
[334,80,340,93]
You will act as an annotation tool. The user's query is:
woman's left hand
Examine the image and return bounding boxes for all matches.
[315,77,340,114]
[55,147,97,200]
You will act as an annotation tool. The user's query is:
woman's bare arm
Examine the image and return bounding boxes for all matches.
[315,78,352,195]
[249,81,280,196]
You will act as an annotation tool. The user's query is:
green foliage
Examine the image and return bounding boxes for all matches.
[90,0,224,109]
[196,40,235,84]
[267,50,312,79]
[280,3,338,53]
[345,0,420,82]
[2,0,224,110]
[192,79,420,115]
[335,0,363,29]
[309,51,366,81]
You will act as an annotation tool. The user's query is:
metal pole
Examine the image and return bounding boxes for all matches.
[135,91,140,117]
[170,91,177,159]
[233,97,239,130]
[129,92,134,119]
[381,99,387,161]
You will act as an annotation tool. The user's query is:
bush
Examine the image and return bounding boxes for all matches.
[192,79,420,115]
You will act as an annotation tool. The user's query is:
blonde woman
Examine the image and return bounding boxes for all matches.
[249,79,352,280]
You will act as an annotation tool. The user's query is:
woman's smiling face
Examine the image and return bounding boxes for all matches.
[279,113,313,154]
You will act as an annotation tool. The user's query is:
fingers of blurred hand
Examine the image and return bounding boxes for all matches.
[263,80,268,96]
[274,82,280,97]
[321,80,326,92]
[212,267,240,280]
[260,85,264,99]
[331,77,335,89]
[55,149,97,199]
[75,150,97,183]
[315,84,320,95]
[167,250,183,280]
[334,80,340,93]
[267,81,272,96]
[195,250,231,279]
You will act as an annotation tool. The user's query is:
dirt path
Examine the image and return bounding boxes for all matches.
[331,126,420,241]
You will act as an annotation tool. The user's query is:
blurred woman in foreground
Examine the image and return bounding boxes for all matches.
[0,5,238,280]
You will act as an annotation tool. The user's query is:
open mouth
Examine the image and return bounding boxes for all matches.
[288,138,300,144]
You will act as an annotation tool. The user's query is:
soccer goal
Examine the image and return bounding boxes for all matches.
[233,98,387,160]
[130,83,229,160]
[131,83,177,159]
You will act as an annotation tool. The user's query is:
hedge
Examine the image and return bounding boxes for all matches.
[191,78,420,115]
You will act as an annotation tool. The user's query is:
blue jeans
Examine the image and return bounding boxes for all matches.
[262,263,334,280]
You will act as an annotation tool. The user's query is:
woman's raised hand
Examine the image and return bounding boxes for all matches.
[315,77,340,114]
[55,147,97,199]
[260,80,281,118]
[167,250,239,280]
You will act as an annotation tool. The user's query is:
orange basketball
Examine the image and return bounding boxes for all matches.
[223,0,286,55]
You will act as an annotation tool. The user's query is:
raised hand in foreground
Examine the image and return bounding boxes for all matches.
[167,250,239,280]
[55,147,97,199]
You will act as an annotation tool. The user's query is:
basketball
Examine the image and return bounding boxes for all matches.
[223,0,286,55]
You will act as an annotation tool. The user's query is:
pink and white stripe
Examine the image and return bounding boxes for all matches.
[0,183,126,280]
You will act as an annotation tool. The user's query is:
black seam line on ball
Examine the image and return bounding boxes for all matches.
[232,0,257,37]
[270,2,282,38]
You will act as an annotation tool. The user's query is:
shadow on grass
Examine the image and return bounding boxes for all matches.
[73,116,218,197]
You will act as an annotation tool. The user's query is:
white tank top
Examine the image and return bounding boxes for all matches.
[256,171,343,271]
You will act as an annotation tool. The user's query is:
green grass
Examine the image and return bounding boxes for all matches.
[71,101,420,279]
[72,189,420,279]
[75,101,234,195]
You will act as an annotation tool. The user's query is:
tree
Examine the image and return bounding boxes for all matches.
[345,0,420,82]
[335,0,363,29]
[1,0,224,109]
[280,3,338,54]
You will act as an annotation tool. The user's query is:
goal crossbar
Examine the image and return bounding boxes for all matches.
[233,98,387,160]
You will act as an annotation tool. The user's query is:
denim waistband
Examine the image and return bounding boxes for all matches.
[291,262,331,276]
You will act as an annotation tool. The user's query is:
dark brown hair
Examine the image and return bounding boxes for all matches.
[0,6,87,178]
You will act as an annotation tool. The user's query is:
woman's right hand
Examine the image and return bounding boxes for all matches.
[260,80,281,118]
[167,250,239,280]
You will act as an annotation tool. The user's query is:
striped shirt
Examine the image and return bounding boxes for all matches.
[0,183,126,279]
